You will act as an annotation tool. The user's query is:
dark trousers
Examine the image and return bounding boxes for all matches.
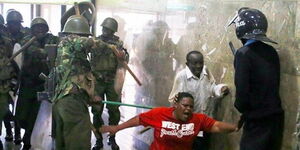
[3,97,21,137]
[53,93,91,150]
[192,132,210,150]
[92,79,120,145]
[0,93,9,134]
[240,113,284,150]
[16,98,40,146]
[3,109,21,137]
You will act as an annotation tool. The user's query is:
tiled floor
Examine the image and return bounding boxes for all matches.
[0,109,150,150]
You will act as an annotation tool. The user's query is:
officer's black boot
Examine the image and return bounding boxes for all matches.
[22,130,31,150]
[4,133,13,142]
[108,136,119,150]
[22,144,31,150]
[4,113,13,142]
[14,121,22,145]
[92,139,103,150]
[14,133,22,145]
[4,120,13,142]
[0,140,3,150]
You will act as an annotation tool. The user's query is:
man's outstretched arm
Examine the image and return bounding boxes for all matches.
[99,116,140,135]
[209,121,238,133]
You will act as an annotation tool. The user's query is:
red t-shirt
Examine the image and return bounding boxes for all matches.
[139,107,216,150]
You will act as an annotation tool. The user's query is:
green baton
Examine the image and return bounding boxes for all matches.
[102,101,154,109]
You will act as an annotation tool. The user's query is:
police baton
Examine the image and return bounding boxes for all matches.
[7,36,37,65]
[228,41,236,55]
[102,100,154,109]
[102,100,153,134]
[109,45,142,86]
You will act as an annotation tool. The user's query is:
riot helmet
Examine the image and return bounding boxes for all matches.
[31,17,49,32]
[101,17,118,32]
[31,17,49,39]
[152,20,169,37]
[152,20,169,31]
[228,7,277,44]
[6,10,23,23]
[62,15,92,36]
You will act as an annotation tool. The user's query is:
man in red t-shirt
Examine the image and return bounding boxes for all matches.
[100,92,237,150]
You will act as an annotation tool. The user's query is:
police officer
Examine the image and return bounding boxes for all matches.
[15,17,59,150]
[0,13,22,145]
[0,22,17,149]
[228,7,284,150]
[5,11,29,144]
[90,17,128,150]
[6,10,30,45]
[53,15,106,150]
[134,20,175,107]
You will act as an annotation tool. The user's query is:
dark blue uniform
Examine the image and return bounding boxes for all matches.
[234,41,284,150]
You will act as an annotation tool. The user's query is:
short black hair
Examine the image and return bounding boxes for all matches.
[174,92,194,103]
[186,50,203,62]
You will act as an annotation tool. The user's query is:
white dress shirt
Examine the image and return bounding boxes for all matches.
[169,65,226,116]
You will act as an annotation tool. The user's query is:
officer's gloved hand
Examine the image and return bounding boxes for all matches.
[124,50,129,63]
[116,50,126,62]
[221,86,230,96]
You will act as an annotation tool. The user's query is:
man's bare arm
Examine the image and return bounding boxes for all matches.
[209,121,237,133]
[99,116,140,135]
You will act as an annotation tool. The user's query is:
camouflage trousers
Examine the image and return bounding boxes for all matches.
[53,93,91,150]
[92,78,120,143]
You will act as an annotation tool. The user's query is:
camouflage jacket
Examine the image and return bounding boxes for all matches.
[135,31,175,77]
[19,34,59,99]
[7,26,30,46]
[0,34,17,93]
[0,25,9,37]
[54,34,109,102]
[90,35,128,81]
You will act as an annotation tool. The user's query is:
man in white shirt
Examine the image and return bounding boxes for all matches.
[169,50,229,150]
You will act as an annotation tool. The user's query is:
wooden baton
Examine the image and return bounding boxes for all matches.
[109,45,142,86]
[7,36,37,65]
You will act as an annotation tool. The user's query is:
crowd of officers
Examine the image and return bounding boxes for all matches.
[0,6,284,150]
[0,9,130,150]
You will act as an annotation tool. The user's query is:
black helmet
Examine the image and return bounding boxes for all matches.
[101,17,118,32]
[6,10,23,23]
[152,20,169,31]
[62,15,92,35]
[228,7,277,44]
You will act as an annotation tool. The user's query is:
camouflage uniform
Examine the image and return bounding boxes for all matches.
[3,11,29,144]
[7,28,30,46]
[0,34,15,131]
[135,21,175,107]
[53,34,108,150]
[16,33,59,147]
[90,34,127,148]
[6,10,30,45]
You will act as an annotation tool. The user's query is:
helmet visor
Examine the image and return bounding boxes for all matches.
[227,12,238,27]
